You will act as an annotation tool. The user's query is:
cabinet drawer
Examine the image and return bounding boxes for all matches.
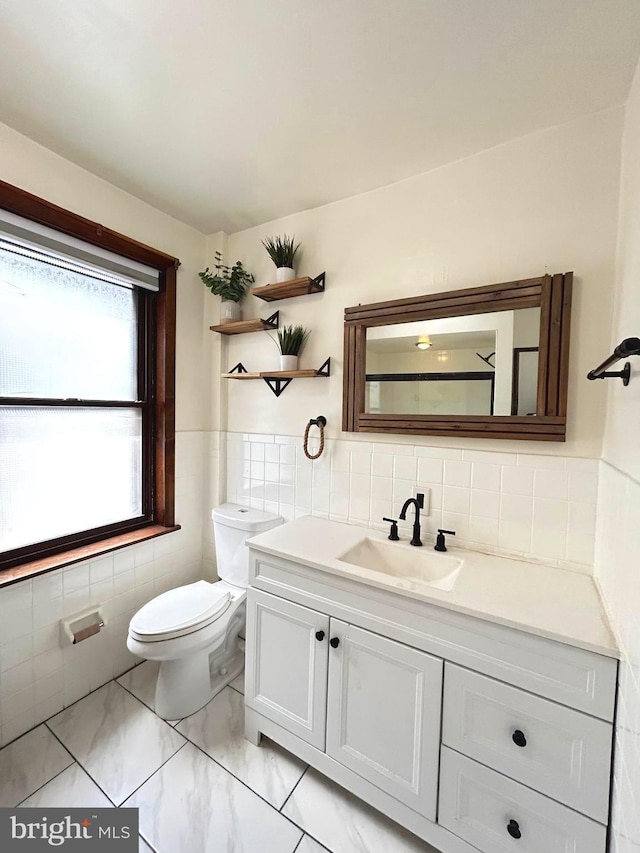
[439,747,607,853]
[442,664,612,822]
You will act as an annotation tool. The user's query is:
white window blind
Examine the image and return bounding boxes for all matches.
[0,219,146,554]
[0,208,159,291]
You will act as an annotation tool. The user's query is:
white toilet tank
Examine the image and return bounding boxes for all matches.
[212,503,282,588]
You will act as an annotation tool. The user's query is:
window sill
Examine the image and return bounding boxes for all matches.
[0,524,181,588]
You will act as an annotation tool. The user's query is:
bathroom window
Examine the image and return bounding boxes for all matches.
[0,181,179,573]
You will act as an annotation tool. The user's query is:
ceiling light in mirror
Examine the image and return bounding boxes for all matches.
[415,336,432,350]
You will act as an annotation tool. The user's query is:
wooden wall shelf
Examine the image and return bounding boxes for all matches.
[250,272,326,302]
[209,311,279,335]
[222,358,331,397]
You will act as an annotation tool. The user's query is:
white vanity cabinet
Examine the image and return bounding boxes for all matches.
[245,541,618,853]
[246,589,443,820]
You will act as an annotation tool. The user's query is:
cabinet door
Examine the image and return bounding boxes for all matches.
[325,619,443,819]
[245,589,329,749]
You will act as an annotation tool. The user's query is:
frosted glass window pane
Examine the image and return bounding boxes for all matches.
[0,407,142,552]
[0,245,137,400]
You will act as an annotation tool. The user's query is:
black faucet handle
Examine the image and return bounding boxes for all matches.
[382,517,400,541]
[434,528,456,552]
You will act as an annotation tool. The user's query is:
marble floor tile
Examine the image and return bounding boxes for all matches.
[47,682,186,805]
[139,836,153,852]
[176,687,306,809]
[283,768,439,853]
[19,763,112,808]
[230,670,245,694]
[125,742,302,853]
[295,835,330,853]
[117,661,158,711]
[0,724,73,807]
[117,662,180,725]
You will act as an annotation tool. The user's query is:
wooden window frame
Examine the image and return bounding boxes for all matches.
[0,179,180,579]
[343,273,573,442]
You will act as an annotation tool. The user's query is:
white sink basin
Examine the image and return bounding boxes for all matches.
[337,537,463,591]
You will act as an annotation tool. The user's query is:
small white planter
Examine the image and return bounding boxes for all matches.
[220,300,241,324]
[279,354,299,371]
[275,267,296,283]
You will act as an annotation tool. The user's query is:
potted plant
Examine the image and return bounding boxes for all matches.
[274,324,310,370]
[199,251,255,323]
[262,234,301,283]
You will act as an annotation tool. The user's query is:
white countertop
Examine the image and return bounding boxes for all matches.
[247,515,618,659]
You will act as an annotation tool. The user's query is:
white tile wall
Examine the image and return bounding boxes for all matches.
[221,431,599,572]
[0,430,206,748]
[595,461,640,853]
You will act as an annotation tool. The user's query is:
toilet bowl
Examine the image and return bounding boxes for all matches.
[127,504,282,720]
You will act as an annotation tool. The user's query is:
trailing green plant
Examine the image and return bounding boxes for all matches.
[262,234,301,269]
[274,324,310,356]
[199,251,254,302]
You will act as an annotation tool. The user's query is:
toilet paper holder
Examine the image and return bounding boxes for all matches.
[60,608,107,645]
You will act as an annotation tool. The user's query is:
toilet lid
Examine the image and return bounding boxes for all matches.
[130,580,231,639]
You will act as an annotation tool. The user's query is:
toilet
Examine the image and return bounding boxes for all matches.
[127,504,282,720]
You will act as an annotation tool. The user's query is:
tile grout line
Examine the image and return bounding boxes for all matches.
[279,767,340,852]
[43,682,187,807]
[14,760,76,808]
[178,733,308,827]
[112,679,327,846]
[7,675,330,853]
[279,764,309,814]
[43,723,118,807]
[116,679,314,840]
[115,676,183,726]
[118,741,190,807]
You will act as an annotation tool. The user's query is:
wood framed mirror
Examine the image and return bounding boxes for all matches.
[342,272,572,441]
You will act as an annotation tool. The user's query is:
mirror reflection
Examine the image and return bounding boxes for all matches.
[365,308,540,417]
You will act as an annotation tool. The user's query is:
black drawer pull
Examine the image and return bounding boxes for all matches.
[512,729,527,748]
[330,637,340,648]
[507,819,521,839]
[315,630,325,642]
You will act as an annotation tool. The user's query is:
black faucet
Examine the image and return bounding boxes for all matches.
[399,493,424,547]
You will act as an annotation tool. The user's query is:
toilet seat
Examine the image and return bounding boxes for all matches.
[129,580,231,643]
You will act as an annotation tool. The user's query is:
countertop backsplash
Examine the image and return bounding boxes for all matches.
[216,431,599,576]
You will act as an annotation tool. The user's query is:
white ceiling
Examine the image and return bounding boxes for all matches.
[1,0,639,234]
[368,331,496,354]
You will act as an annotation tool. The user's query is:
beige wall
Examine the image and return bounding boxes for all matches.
[594,59,640,851]
[221,108,623,457]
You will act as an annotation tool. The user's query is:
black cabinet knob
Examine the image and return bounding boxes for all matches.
[330,637,340,648]
[315,630,325,642]
[512,729,527,748]
[507,820,521,839]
